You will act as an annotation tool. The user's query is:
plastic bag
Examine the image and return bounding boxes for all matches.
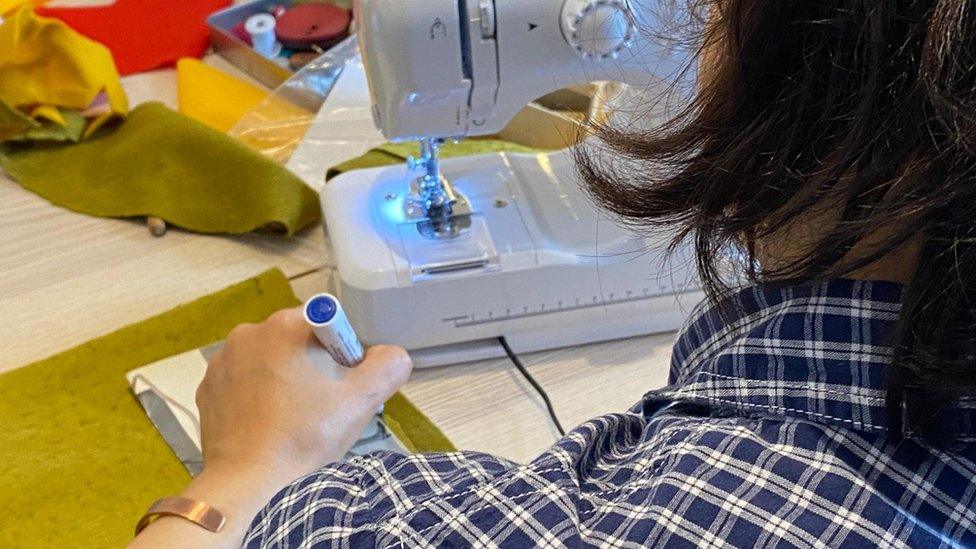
[227,34,359,164]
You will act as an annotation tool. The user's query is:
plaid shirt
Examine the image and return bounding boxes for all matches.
[245,280,976,548]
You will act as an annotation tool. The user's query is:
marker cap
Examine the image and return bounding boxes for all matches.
[303,293,365,368]
[305,294,339,325]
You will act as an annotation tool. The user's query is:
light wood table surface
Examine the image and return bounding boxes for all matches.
[0,55,680,464]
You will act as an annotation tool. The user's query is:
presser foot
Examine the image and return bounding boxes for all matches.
[416,210,472,239]
[402,137,474,239]
[403,174,473,240]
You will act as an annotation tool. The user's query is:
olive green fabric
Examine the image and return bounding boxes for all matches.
[0,102,321,235]
[8,108,87,143]
[0,97,34,140]
[326,139,545,181]
[382,392,456,453]
[0,268,453,547]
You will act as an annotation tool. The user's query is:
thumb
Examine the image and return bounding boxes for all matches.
[348,345,413,401]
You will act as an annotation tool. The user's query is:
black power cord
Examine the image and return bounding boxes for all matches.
[498,337,566,436]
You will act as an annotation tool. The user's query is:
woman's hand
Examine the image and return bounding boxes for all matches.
[198,306,412,479]
[130,306,412,548]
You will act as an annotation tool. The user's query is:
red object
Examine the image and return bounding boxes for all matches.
[275,3,350,50]
[37,0,232,75]
[231,21,252,46]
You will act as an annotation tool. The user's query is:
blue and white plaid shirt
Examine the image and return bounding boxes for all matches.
[245,280,976,548]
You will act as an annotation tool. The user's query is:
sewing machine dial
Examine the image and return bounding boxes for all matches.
[561,0,636,59]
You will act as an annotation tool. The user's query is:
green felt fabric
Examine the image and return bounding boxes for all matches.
[382,392,456,453]
[0,268,454,547]
[9,108,87,143]
[0,102,321,236]
[326,139,545,181]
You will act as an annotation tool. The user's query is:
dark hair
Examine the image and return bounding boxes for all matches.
[577,0,976,441]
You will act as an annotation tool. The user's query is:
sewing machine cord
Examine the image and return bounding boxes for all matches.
[497,337,567,437]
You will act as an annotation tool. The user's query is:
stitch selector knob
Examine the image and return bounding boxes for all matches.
[561,0,635,59]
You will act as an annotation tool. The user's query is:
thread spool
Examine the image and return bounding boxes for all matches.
[275,3,350,50]
[244,13,280,58]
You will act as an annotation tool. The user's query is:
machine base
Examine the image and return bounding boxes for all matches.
[322,149,702,367]
[407,289,704,367]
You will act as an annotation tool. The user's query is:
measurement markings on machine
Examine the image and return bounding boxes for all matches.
[444,286,680,328]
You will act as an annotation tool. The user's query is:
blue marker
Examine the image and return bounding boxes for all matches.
[303,293,365,368]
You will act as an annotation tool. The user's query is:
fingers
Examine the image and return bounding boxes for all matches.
[349,345,413,398]
[206,308,312,381]
[222,307,311,354]
[265,307,312,344]
[216,307,412,400]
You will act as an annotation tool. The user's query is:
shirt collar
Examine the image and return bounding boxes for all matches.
[663,279,976,441]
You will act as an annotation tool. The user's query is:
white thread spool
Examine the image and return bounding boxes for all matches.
[245,13,280,58]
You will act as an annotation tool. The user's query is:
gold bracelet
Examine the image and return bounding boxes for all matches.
[135,496,226,536]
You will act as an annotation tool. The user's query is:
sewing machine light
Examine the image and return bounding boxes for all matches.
[379,191,407,225]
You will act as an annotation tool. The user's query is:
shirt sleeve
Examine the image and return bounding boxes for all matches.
[242,412,652,548]
[242,406,960,548]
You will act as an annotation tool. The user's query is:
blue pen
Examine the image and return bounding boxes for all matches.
[303,293,365,368]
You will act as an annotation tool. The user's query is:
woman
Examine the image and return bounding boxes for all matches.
[132,1,976,546]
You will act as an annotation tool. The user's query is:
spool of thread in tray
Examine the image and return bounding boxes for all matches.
[244,13,281,59]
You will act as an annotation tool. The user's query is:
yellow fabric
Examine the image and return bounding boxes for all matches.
[0,268,454,547]
[0,0,41,15]
[83,110,117,139]
[0,8,127,139]
[28,105,64,126]
[177,58,269,133]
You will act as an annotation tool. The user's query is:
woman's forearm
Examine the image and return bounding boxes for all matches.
[128,462,298,549]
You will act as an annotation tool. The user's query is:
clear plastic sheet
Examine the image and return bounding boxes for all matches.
[227,35,360,165]
[227,31,633,193]
[223,0,702,186]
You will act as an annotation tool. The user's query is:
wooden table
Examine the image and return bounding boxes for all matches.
[0,56,679,464]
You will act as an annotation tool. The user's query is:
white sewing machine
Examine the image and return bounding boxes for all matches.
[321,0,703,366]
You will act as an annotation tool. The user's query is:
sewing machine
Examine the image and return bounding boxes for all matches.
[321,0,703,366]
